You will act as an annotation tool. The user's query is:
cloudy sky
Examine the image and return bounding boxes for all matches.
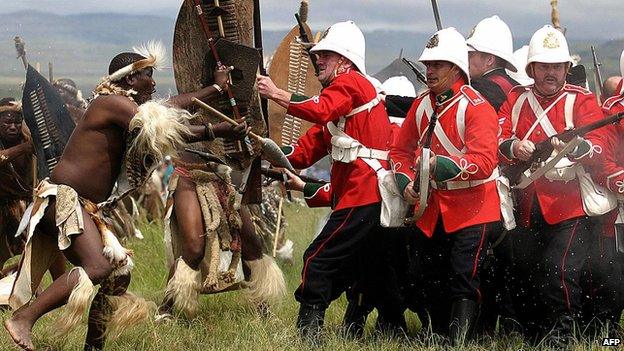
[1,0,623,40]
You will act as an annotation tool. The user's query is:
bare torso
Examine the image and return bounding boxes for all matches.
[50,94,136,203]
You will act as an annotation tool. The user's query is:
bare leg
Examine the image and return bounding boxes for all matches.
[4,200,113,351]
[239,206,263,270]
[158,177,205,315]
[84,274,131,351]
[48,252,67,280]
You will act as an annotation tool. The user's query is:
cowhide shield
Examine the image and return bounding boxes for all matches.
[268,23,321,146]
[22,65,75,179]
[173,0,265,171]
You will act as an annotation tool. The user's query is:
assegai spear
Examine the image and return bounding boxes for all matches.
[192,98,295,171]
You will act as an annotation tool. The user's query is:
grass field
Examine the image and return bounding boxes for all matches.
[0,203,615,350]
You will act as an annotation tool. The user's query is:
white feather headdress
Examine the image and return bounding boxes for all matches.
[107,41,167,82]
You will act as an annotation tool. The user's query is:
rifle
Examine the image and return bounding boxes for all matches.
[502,111,624,186]
[590,45,604,102]
[430,0,443,30]
[295,13,319,75]
[261,166,326,184]
[401,57,427,86]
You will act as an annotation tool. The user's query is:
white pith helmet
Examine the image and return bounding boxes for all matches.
[525,25,572,77]
[507,45,534,86]
[310,21,366,74]
[419,27,470,83]
[382,76,416,97]
[620,49,624,77]
[466,15,518,72]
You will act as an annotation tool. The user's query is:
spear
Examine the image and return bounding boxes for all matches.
[192,98,295,171]
[14,36,28,69]
[13,36,37,189]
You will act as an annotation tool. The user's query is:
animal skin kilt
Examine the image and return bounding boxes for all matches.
[8,179,150,336]
[163,162,285,319]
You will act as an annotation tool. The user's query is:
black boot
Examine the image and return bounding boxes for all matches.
[449,298,479,346]
[375,310,408,337]
[297,303,326,344]
[544,315,575,350]
[342,297,371,338]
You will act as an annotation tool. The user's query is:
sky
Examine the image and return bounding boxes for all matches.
[1,0,623,40]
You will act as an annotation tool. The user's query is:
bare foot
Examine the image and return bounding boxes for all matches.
[4,317,35,351]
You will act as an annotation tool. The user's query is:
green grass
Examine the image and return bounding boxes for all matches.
[0,204,616,350]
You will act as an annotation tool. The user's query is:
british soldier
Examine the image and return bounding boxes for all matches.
[498,25,604,345]
[257,21,394,340]
[390,27,501,343]
[582,90,624,336]
[466,16,520,112]
[465,15,522,333]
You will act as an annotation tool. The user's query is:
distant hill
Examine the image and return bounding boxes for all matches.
[0,11,621,98]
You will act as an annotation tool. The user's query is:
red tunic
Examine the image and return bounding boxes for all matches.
[285,68,393,210]
[390,78,501,237]
[591,95,624,237]
[498,84,604,226]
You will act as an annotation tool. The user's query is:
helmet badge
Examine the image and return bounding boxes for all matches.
[426,34,439,49]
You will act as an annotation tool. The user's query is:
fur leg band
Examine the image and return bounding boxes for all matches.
[164,258,201,319]
[105,292,155,340]
[243,254,286,305]
[54,267,96,337]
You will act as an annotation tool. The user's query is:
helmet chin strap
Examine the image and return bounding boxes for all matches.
[430,66,460,94]
[320,57,347,87]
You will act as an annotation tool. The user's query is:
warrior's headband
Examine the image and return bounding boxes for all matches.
[107,41,166,82]
[0,101,23,114]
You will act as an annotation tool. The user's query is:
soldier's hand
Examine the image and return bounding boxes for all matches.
[282,168,305,192]
[212,119,250,140]
[403,181,418,205]
[513,140,535,161]
[213,65,234,91]
[550,137,566,153]
[256,75,278,99]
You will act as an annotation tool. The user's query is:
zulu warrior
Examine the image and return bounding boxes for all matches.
[0,98,66,305]
[157,0,287,322]
[0,99,32,273]
[3,42,246,351]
